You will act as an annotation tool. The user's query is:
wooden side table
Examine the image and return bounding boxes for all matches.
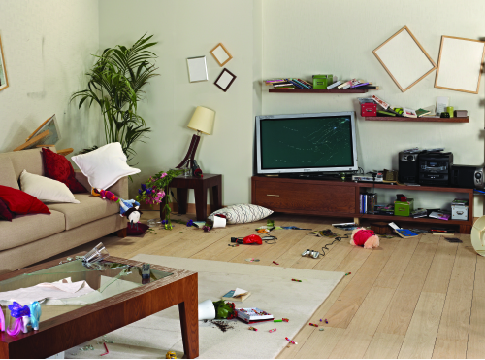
[164,174,222,221]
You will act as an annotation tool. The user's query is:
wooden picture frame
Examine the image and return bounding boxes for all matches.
[210,43,233,67]
[186,56,209,83]
[14,114,60,151]
[373,26,437,92]
[435,36,485,94]
[214,68,236,92]
[0,34,9,91]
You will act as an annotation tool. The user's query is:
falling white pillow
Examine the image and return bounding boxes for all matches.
[20,170,80,204]
[71,142,140,190]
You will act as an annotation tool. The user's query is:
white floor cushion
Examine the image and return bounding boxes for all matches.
[19,170,80,204]
[209,204,273,224]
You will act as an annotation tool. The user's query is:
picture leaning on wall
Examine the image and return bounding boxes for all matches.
[0,34,8,91]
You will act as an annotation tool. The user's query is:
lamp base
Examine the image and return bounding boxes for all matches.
[176,134,201,169]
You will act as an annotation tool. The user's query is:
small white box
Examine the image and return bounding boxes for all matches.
[451,204,468,221]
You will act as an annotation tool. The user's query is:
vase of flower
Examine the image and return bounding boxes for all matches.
[136,169,183,229]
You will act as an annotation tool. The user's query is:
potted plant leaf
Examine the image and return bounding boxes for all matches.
[71,34,159,161]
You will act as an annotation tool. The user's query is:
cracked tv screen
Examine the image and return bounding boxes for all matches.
[260,115,354,170]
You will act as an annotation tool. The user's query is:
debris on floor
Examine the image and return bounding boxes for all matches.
[100,342,109,356]
[291,278,302,282]
[245,258,260,262]
[273,261,279,265]
[209,320,235,333]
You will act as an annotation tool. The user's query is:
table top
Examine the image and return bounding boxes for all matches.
[0,255,193,340]
[174,173,221,180]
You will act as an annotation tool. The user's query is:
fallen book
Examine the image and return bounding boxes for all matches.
[222,288,251,302]
[236,307,274,324]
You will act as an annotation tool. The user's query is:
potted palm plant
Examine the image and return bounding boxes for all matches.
[71,34,159,161]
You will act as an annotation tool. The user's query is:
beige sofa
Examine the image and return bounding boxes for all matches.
[0,147,127,270]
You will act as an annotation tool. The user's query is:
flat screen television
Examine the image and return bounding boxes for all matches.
[255,111,358,175]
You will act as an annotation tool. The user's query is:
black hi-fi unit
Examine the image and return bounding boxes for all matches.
[451,164,484,189]
[418,152,453,186]
[398,152,420,184]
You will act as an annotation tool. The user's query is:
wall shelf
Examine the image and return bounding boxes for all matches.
[364,116,469,123]
[269,88,368,93]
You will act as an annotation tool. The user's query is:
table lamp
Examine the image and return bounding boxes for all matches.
[176,106,215,169]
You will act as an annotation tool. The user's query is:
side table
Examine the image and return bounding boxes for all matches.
[163,174,222,221]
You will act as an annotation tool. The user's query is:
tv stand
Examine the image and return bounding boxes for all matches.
[251,175,473,233]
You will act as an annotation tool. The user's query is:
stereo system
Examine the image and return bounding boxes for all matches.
[399,150,484,189]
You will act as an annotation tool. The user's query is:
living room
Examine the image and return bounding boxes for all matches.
[0,0,485,358]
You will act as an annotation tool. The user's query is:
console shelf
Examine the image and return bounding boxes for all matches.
[365,116,469,123]
[269,89,368,93]
[251,176,473,233]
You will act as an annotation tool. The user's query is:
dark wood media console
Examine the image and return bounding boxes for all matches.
[251,176,474,233]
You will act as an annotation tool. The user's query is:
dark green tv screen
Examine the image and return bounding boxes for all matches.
[259,115,354,170]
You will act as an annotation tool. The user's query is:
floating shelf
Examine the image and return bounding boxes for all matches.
[269,88,368,93]
[364,116,469,123]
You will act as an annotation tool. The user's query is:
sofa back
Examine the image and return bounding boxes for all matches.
[0,147,55,189]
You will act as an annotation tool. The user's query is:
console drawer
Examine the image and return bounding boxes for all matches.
[253,179,355,214]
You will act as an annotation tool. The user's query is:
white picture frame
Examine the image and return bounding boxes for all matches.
[186,55,209,83]
[435,36,485,94]
[0,34,9,91]
[373,26,437,92]
[210,43,233,67]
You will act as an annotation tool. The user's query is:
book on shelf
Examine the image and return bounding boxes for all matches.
[290,78,311,89]
[403,108,417,118]
[415,108,431,117]
[298,79,313,89]
[327,81,341,89]
[360,193,376,214]
[286,79,305,89]
[374,204,394,215]
[429,211,451,221]
[273,83,295,89]
[410,208,427,218]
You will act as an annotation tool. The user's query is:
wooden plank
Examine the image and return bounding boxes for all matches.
[328,331,373,359]
[467,256,485,358]
[313,244,353,271]
[420,233,440,244]
[373,237,418,289]
[293,328,345,359]
[363,333,404,359]
[421,236,458,294]
[398,292,446,359]
[324,239,398,329]
[432,339,468,359]
[376,243,438,335]
[436,245,476,342]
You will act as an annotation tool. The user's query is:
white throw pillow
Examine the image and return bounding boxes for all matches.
[209,204,273,224]
[71,142,140,190]
[20,170,80,204]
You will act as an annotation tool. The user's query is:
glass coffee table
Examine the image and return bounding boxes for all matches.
[0,254,199,359]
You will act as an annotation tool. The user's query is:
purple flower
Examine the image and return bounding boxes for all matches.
[202,226,211,233]
[141,184,147,191]
[138,189,143,195]
[162,220,167,225]
[186,219,194,227]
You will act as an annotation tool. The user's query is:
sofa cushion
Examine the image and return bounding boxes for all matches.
[42,147,86,193]
[47,194,120,230]
[0,155,19,189]
[0,210,65,251]
[8,148,46,179]
[0,198,15,221]
[0,185,50,215]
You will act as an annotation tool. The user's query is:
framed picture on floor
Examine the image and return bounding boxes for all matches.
[0,34,9,91]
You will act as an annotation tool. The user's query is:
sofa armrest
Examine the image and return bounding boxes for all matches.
[74,170,129,199]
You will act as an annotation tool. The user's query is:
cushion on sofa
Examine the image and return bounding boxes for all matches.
[0,185,50,215]
[0,198,15,221]
[0,155,19,189]
[0,210,66,251]
[19,170,80,204]
[42,147,86,193]
[47,194,120,230]
[8,148,46,179]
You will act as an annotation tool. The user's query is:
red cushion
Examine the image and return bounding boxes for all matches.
[0,198,15,221]
[127,222,149,235]
[42,148,86,193]
[0,185,50,215]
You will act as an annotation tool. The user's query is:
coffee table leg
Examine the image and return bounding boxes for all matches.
[178,274,199,359]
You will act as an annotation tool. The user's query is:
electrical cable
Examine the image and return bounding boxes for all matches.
[320,234,349,257]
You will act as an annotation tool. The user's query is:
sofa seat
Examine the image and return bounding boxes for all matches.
[47,194,120,231]
[0,210,66,251]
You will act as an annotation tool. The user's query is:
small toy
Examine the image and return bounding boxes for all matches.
[282,318,289,322]
[319,328,324,331]
[309,323,318,327]
[292,279,302,282]
[345,272,351,276]
[269,328,276,333]
[93,188,142,225]
[166,351,177,359]
[248,326,258,331]
[319,319,323,322]
[285,337,297,344]
[100,343,110,356]
[92,188,118,201]
[28,301,41,331]
[0,306,4,332]
[7,302,30,336]
[325,319,328,324]
[273,261,279,265]
[350,228,380,249]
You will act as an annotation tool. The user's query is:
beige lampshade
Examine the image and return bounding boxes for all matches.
[187,106,215,135]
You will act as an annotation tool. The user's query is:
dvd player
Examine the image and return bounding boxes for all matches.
[352,172,383,182]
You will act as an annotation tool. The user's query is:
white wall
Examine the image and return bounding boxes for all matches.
[262,0,485,215]
[99,0,259,206]
[0,0,101,156]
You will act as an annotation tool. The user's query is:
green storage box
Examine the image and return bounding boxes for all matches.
[394,198,414,217]
[312,75,333,89]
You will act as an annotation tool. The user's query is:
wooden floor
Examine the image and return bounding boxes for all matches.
[61,211,484,359]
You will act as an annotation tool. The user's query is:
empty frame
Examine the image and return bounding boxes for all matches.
[435,36,485,94]
[186,56,209,83]
[373,26,437,92]
[210,43,233,67]
[214,68,236,92]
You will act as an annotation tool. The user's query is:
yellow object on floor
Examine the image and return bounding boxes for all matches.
[166,350,177,359]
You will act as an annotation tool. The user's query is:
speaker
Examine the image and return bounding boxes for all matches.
[398,152,420,184]
[451,164,484,189]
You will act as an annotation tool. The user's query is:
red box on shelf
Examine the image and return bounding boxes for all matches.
[361,103,376,117]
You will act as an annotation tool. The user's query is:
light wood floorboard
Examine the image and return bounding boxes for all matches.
[53,212,479,359]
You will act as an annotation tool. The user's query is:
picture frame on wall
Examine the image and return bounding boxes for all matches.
[210,43,233,67]
[186,55,209,83]
[214,68,237,92]
[435,36,485,94]
[0,34,9,91]
[373,26,437,92]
